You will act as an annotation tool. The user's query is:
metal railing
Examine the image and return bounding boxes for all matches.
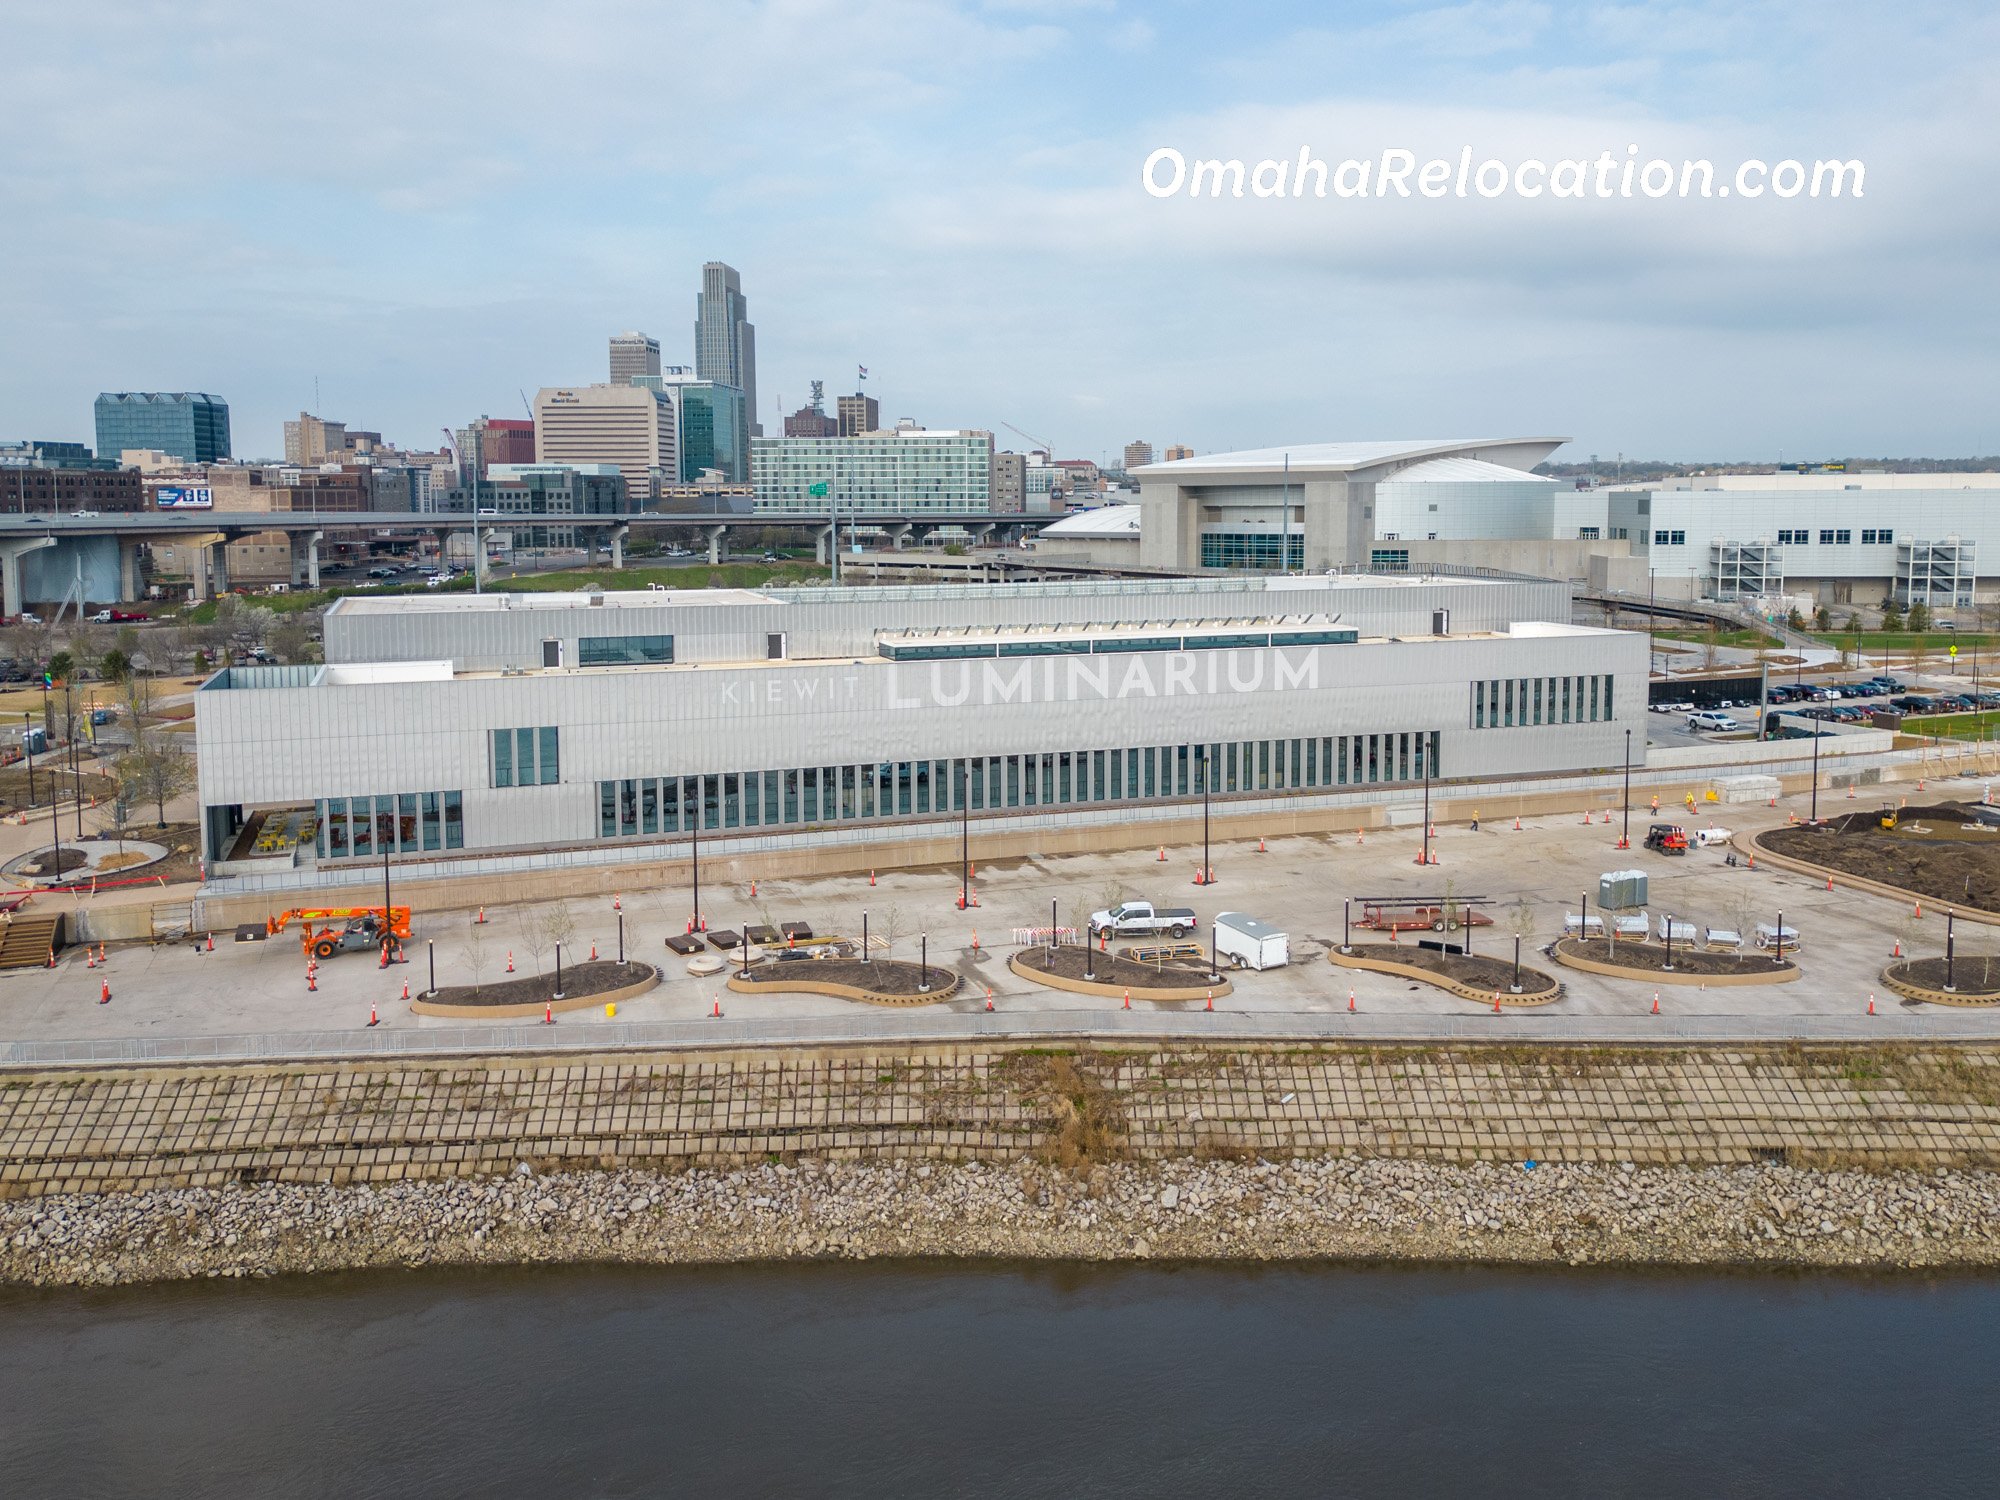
[5,1006,1998,1070]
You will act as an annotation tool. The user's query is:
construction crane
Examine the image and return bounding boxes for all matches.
[266,906,413,961]
[1002,421,1056,456]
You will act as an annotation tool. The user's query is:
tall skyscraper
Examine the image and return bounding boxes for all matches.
[1123,440,1155,471]
[94,392,231,464]
[609,331,661,386]
[836,392,879,437]
[694,262,759,437]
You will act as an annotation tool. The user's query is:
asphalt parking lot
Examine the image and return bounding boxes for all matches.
[6,769,2000,1045]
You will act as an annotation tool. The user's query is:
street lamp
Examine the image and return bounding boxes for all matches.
[1810,727,1822,824]
[690,788,703,932]
[1198,745,1212,886]
[554,939,565,1000]
[1946,910,1957,992]
[21,711,33,806]
[1417,750,1433,867]
[1619,728,1632,850]
[957,759,971,910]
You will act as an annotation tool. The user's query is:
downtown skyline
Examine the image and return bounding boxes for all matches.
[3,0,1995,464]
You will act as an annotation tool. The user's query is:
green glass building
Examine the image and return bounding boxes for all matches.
[93,392,231,463]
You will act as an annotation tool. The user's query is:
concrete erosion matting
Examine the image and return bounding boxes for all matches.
[1006,952,1233,1002]
[1552,938,1800,987]
[1749,832,2000,928]
[411,965,661,1020]
[1328,948,1561,1008]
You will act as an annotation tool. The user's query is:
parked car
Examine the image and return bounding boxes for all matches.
[1687,711,1741,732]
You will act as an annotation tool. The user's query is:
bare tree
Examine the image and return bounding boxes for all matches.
[518,911,553,974]
[544,900,578,959]
[457,923,489,998]
[114,739,194,827]
[268,615,316,665]
[872,903,906,955]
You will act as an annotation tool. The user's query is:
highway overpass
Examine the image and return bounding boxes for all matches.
[0,508,1049,612]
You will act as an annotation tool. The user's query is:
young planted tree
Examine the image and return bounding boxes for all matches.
[1814,604,1832,632]
[115,739,195,827]
[458,923,490,998]
[1908,600,1932,633]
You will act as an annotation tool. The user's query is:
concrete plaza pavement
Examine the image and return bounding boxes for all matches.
[6,766,2000,1052]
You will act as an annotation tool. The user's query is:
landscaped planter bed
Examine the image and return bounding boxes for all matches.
[1009,945,1234,1001]
[1553,938,1797,985]
[410,960,660,1018]
[727,956,960,1005]
[1329,944,1561,1006]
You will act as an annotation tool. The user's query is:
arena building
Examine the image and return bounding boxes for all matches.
[193,575,1646,878]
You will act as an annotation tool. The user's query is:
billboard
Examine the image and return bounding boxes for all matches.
[155,486,214,509]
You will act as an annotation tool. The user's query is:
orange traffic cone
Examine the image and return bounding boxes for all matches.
[86,948,96,969]
[1157,846,1167,862]
[205,933,214,953]
[1915,901,1923,919]
[1893,939,1902,957]
[1651,992,1661,1015]
[589,941,598,961]
[506,951,515,973]
[1357,828,1365,844]
[1581,810,1590,825]
[1257,838,1267,853]
[985,987,994,1012]
[749,880,757,897]
[368,1001,379,1027]
[97,944,105,965]
[1747,854,1755,870]
[476,906,487,924]
[1827,874,1834,891]
[307,971,317,992]
[99,977,110,1004]
[868,870,876,886]
[1348,990,1356,1013]
[1847,785,1856,799]
[1868,994,1877,1016]
[1205,990,1214,1011]
[400,979,410,1001]
[544,1001,554,1025]
[1122,988,1131,1010]
[612,894,621,912]
[1513,816,1522,831]
[46,946,55,968]
[710,996,722,1018]
[971,930,981,951]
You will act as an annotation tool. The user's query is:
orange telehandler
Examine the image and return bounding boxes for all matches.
[266,906,413,961]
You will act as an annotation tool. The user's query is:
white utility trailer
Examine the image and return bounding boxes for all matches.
[1213,912,1289,970]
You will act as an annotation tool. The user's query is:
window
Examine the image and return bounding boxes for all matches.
[1836,529,1851,543]
[1369,547,1410,572]
[491,726,559,787]
[1655,529,1670,545]
[1200,533,1304,570]
[579,633,673,665]
[1819,529,1835,544]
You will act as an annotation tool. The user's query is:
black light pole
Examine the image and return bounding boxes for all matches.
[862,910,870,965]
[1663,912,1675,971]
[1208,920,1220,984]
[1341,897,1351,955]
[617,910,625,965]
[554,940,565,1000]
[1512,934,1522,993]
[1049,897,1058,964]
[1419,754,1432,866]
[920,932,929,992]
[690,790,702,931]
[1777,908,1786,960]
[427,939,436,998]
[1620,728,1633,850]
[1200,745,1212,885]
[21,711,33,806]
[65,680,83,845]
[959,760,971,909]
[1810,729,1822,823]
[1946,911,1957,992]
[740,923,750,979]
[381,845,394,964]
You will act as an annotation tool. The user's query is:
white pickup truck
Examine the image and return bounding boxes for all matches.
[1089,901,1198,939]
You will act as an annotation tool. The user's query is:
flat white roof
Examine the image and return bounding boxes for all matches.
[1388,457,1552,484]
[328,588,778,615]
[1037,504,1142,538]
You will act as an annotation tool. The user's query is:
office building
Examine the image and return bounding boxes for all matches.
[751,429,994,515]
[784,402,839,438]
[609,332,662,386]
[533,385,678,499]
[640,370,749,483]
[990,450,1026,512]
[479,463,632,549]
[1123,441,1154,471]
[694,263,759,437]
[836,392,879,437]
[191,572,1645,874]
[94,393,231,464]
[1164,444,1194,462]
[0,441,143,512]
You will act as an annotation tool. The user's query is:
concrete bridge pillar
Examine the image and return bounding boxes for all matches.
[815,524,836,565]
[0,536,55,616]
[706,525,730,566]
[609,524,630,570]
[290,530,323,590]
[474,527,491,590]
[188,534,229,602]
[117,539,145,602]
[886,522,916,550]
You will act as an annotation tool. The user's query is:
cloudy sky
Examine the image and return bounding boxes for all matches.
[4,0,1995,465]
